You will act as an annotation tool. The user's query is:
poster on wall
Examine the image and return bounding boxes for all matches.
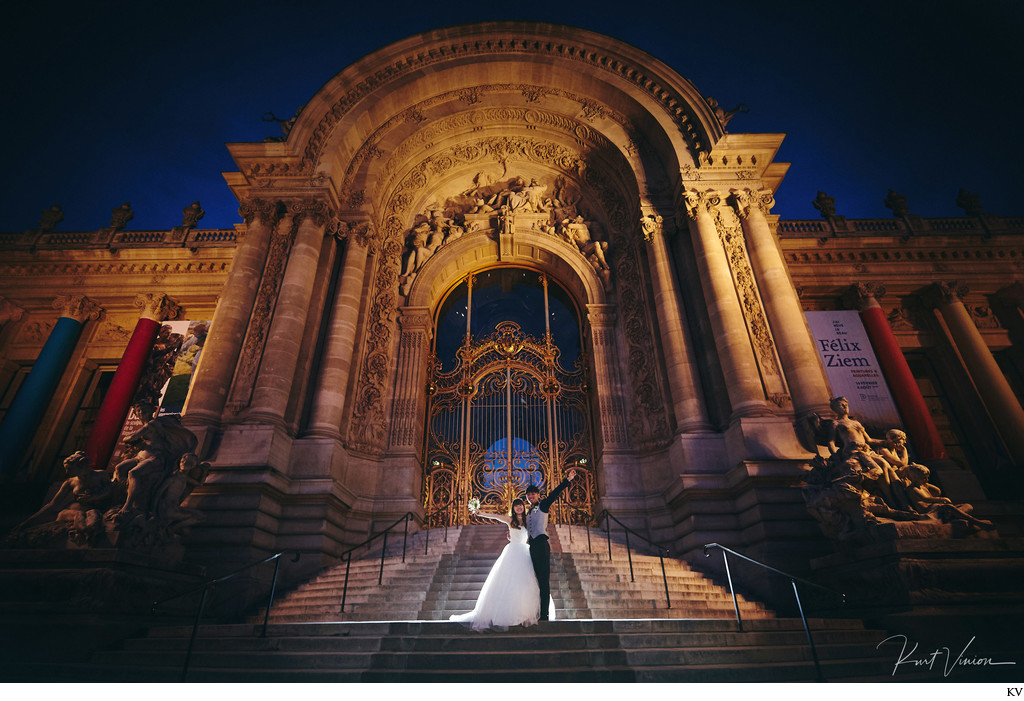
[106,320,210,469]
[804,311,902,432]
[157,320,210,416]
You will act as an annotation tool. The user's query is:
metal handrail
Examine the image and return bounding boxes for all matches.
[422,506,451,555]
[562,506,672,610]
[150,549,299,681]
[338,512,417,617]
[703,543,846,682]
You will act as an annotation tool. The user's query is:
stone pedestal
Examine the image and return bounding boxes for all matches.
[0,548,207,615]
[809,536,1024,612]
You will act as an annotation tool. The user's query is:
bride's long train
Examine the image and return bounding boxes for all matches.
[449,533,556,631]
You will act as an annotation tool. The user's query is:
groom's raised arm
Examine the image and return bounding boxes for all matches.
[538,477,570,512]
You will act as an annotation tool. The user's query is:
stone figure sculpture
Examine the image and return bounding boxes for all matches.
[559,216,609,270]
[5,416,209,554]
[10,451,116,546]
[802,397,996,543]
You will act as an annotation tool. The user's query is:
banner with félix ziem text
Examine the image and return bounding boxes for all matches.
[805,311,902,433]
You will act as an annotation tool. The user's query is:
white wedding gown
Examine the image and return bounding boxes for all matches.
[449,524,556,631]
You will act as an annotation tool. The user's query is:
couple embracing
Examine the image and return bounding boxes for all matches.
[450,469,577,631]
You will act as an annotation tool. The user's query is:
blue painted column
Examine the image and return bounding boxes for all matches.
[0,295,103,475]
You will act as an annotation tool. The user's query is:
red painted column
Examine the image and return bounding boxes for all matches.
[846,283,946,460]
[85,293,182,470]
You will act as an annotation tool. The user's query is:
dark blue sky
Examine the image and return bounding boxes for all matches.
[3,0,1022,232]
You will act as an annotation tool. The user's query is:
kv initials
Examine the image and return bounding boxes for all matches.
[1008,688,1023,697]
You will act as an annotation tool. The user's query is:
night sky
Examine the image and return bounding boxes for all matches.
[3,0,1022,232]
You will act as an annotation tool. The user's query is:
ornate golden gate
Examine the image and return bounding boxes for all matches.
[423,273,595,527]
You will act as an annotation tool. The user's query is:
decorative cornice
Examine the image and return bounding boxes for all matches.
[53,294,103,323]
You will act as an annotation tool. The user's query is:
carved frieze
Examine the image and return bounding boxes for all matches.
[14,320,54,346]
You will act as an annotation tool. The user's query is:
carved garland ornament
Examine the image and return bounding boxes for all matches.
[299,40,706,172]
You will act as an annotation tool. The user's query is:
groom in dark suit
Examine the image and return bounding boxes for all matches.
[525,468,577,621]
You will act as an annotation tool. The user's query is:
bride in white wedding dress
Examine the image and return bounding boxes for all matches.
[449,498,556,631]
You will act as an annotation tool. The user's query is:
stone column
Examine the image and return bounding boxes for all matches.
[928,281,1024,465]
[640,212,711,432]
[388,307,433,451]
[681,189,769,418]
[0,295,102,475]
[845,283,946,460]
[183,198,279,426]
[248,199,331,425]
[85,293,182,470]
[307,226,371,437]
[586,305,630,450]
[735,189,831,417]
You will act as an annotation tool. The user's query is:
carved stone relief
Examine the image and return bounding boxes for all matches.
[226,212,296,413]
[709,195,789,405]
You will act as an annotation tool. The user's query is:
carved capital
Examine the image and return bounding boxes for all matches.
[134,293,184,322]
[680,189,720,221]
[53,294,103,323]
[288,197,332,228]
[639,213,664,242]
[842,282,887,311]
[397,306,433,332]
[733,188,775,220]
[238,197,282,226]
[586,304,618,329]
[0,297,25,325]
[924,281,970,308]
[333,219,374,248]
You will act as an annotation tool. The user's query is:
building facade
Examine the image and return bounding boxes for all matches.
[1,22,1021,588]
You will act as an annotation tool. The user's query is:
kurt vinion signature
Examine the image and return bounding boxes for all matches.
[878,634,1017,677]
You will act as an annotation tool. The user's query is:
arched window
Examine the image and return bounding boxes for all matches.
[423,268,595,526]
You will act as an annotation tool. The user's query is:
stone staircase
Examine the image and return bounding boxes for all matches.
[261,523,772,623]
[4,523,1020,682]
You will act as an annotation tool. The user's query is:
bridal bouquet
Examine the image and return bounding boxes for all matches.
[467,498,480,513]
